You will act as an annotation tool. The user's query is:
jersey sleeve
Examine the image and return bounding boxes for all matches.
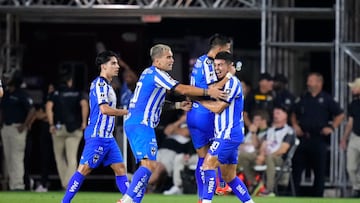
[95,78,109,105]
[203,58,218,85]
[223,78,241,104]
[154,68,179,90]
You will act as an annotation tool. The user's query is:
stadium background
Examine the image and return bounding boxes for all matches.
[0,0,359,197]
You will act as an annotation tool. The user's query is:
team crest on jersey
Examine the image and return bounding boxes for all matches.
[151,147,156,156]
[93,154,100,164]
[98,82,106,87]
[205,58,213,65]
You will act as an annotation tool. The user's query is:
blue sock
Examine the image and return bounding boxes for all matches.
[228,177,252,202]
[125,166,152,199]
[217,167,225,187]
[62,171,85,203]
[196,157,204,199]
[133,187,145,203]
[116,175,129,194]
[202,169,216,201]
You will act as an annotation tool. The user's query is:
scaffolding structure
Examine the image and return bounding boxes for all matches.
[1,0,360,195]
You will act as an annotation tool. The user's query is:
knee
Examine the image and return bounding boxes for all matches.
[77,164,92,176]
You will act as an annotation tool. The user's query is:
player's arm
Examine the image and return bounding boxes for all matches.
[174,84,227,100]
[198,100,229,114]
[99,103,128,116]
[211,70,235,89]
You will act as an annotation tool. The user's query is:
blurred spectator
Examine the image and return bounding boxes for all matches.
[163,152,198,195]
[120,67,138,108]
[148,112,194,193]
[243,72,275,128]
[273,73,295,114]
[0,79,3,98]
[0,72,35,190]
[240,79,252,98]
[45,73,89,189]
[255,105,295,197]
[291,72,344,197]
[237,110,269,189]
[340,78,360,197]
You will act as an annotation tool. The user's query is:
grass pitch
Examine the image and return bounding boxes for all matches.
[0,191,359,203]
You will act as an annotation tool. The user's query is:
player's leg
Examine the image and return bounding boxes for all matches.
[219,141,254,203]
[119,124,157,203]
[62,164,92,203]
[201,153,219,203]
[62,139,104,203]
[107,138,129,195]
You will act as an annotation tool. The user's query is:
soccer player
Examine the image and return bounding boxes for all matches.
[199,51,255,203]
[186,34,232,200]
[61,51,129,203]
[117,44,227,203]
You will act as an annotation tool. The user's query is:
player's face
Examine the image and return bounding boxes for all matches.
[156,50,174,71]
[214,59,231,79]
[103,56,120,77]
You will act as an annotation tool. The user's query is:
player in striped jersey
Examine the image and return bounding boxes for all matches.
[117,44,227,203]
[199,52,254,203]
[186,34,232,200]
[62,51,129,203]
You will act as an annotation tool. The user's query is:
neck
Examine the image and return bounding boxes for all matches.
[100,73,112,82]
[274,122,286,128]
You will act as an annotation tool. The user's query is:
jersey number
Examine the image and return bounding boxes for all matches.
[130,82,143,103]
[210,141,220,152]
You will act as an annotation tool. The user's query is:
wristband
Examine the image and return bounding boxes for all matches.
[226,72,233,79]
[203,89,208,96]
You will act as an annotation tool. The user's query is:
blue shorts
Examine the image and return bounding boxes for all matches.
[124,124,158,163]
[79,138,123,168]
[208,138,241,165]
[187,110,214,149]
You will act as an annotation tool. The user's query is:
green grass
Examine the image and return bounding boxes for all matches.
[0,192,359,203]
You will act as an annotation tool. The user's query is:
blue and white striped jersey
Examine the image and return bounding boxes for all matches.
[214,76,244,141]
[125,66,179,128]
[189,54,218,112]
[85,76,117,139]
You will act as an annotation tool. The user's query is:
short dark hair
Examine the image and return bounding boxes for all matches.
[215,51,234,64]
[95,50,119,71]
[209,34,231,49]
[252,109,270,122]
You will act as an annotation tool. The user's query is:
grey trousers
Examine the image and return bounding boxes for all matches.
[52,125,83,189]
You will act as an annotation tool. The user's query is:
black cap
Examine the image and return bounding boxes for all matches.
[259,72,273,81]
[274,73,288,84]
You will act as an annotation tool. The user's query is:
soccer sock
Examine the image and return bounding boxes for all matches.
[228,176,252,203]
[62,171,85,203]
[133,187,145,203]
[217,167,225,187]
[125,166,152,199]
[116,175,129,194]
[196,157,205,199]
[202,169,216,201]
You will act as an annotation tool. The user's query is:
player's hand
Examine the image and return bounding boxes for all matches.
[180,101,192,111]
[119,109,128,116]
[207,85,227,100]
